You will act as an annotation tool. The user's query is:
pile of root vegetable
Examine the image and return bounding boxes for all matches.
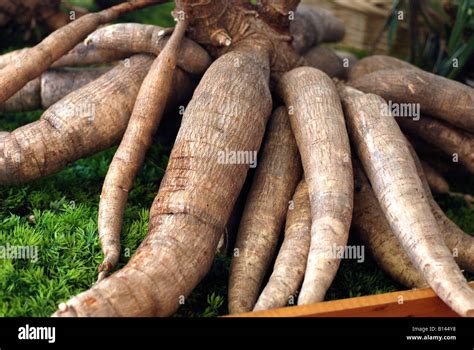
[1,0,473,317]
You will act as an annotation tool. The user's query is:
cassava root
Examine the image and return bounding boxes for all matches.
[228,106,302,314]
[278,67,353,305]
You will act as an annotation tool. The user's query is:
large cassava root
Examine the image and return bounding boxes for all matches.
[0,0,163,105]
[228,106,302,314]
[350,68,474,132]
[1,67,109,112]
[83,23,212,75]
[278,67,353,305]
[407,142,474,274]
[290,4,345,54]
[398,115,474,173]
[339,84,474,317]
[254,179,311,311]
[352,161,427,289]
[348,55,418,82]
[0,55,195,185]
[97,18,189,280]
[53,43,273,317]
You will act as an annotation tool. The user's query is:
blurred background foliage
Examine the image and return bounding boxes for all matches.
[383,0,474,81]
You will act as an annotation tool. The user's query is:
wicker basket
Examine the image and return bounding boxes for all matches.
[303,0,410,56]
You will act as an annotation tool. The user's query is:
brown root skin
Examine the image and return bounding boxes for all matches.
[290,4,345,54]
[420,160,450,194]
[339,84,474,317]
[175,0,304,80]
[0,55,195,186]
[407,142,474,274]
[0,48,29,69]
[1,67,109,112]
[398,115,474,173]
[348,55,418,82]
[278,67,353,305]
[228,106,302,314]
[97,18,188,280]
[303,46,347,79]
[254,179,311,311]
[0,0,162,104]
[350,68,474,132]
[53,42,273,317]
[52,43,130,68]
[84,23,212,75]
[352,161,427,289]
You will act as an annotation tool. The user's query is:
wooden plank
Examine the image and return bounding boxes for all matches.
[230,282,474,317]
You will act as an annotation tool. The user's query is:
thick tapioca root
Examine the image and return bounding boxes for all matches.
[1,67,109,112]
[406,142,474,274]
[0,55,196,185]
[339,84,474,317]
[398,115,474,173]
[290,4,345,54]
[278,67,353,305]
[350,69,474,132]
[352,161,427,289]
[348,55,418,82]
[0,0,162,104]
[53,42,273,317]
[228,106,302,314]
[83,23,212,75]
[303,46,347,79]
[254,179,311,311]
[97,18,189,281]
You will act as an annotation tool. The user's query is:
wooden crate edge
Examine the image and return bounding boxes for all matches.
[227,282,474,317]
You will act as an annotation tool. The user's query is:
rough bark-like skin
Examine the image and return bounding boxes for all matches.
[40,67,110,108]
[254,179,311,311]
[0,48,29,68]
[407,142,474,275]
[84,23,212,75]
[351,69,474,132]
[303,46,346,79]
[340,85,474,317]
[0,78,40,112]
[1,67,109,112]
[53,43,272,317]
[348,55,417,82]
[175,0,304,80]
[290,4,345,54]
[398,116,474,173]
[352,161,427,289]
[0,0,161,104]
[0,56,152,185]
[0,55,195,185]
[228,106,302,314]
[278,67,353,305]
[420,160,450,194]
[97,19,188,280]
[52,43,130,68]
